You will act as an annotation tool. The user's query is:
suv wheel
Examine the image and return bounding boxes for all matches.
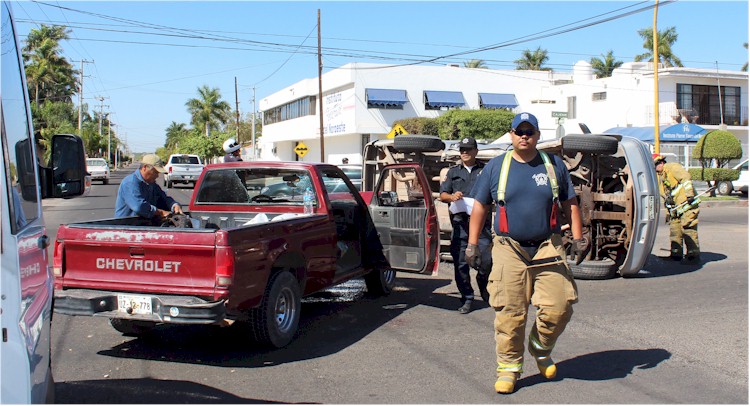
[562,134,618,155]
[393,135,445,153]
[717,181,733,196]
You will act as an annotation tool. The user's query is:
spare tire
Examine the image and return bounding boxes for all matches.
[567,258,617,280]
[562,134,618,155]
[393,135,445,153]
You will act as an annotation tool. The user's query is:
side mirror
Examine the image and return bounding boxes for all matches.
[41,134,91,198]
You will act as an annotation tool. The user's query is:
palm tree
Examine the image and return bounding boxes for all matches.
[634,26,683,67]
[514,47,552,71]
[185,85,232,137]
[742,43,748,72]
[590,50,623,78]
[463,59,488,69]
[165,121,189,148]
[22,25,77,105]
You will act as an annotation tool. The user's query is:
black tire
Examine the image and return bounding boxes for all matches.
[109,318,157,336]
[717,181,733,196]
[393,135,445,153]
[567,259,617,280]
[167,180,173,188]
[562,134,618,155]
[364,268,396,296]
[249,271,301,348]
[103,179,109,185]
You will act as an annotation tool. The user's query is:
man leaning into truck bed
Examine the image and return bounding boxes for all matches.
[115,154,183,220]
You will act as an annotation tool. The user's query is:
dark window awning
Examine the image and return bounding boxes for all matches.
[479,93,519,109]
[366,88,408,106]
[424,90,465,108]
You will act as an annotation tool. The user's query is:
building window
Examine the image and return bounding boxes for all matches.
[567,96,577,119]
[263,96,316,125]
[677,83,741,126]
[592,92,607,101]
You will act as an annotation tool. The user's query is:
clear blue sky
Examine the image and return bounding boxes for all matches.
[12,0,749,153]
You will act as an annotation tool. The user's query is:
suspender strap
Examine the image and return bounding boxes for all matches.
[495,152,514,234]
[540,151,560,229]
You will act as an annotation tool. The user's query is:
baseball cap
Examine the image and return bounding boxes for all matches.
[141,154,167,173]
[511,112,539,131]
[458,137,478,150]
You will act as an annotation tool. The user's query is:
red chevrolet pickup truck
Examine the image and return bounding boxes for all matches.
[53,162,438,347]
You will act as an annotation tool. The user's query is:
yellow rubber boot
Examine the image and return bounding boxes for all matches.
[494,372,519,394]
[535,355,557,379]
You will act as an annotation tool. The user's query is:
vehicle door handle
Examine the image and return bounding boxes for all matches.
[37,235,50,249]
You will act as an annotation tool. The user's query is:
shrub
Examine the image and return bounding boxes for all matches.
[435,109,515,141]
[691,130,743,169]
[394,117,439,135]
[688,167,739,182]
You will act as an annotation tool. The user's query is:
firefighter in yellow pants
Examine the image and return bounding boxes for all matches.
[654,154,700,262]
[488,234,578,386]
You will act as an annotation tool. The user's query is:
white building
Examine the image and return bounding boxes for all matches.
[259,61,748,166]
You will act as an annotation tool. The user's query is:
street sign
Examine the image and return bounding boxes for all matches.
[294,142,309,158]
[386,124,409,139]
[551,111,568,118]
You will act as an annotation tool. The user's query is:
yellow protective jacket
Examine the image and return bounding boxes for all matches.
[658,162,695,205]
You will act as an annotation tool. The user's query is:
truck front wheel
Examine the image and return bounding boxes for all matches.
[250,271,301,348]
[364,268,396,296]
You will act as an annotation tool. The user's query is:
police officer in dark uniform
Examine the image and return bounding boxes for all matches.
[439,137,492,314]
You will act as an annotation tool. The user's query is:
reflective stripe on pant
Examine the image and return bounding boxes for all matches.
[450,217,492,301]
[669,208,700,257]
[487,234,578,374]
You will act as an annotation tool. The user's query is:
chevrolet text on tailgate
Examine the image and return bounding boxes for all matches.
[54,162,439,347]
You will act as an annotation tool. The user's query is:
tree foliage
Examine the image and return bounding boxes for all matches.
[590,50,623,78]
[634,26,683,67]
[393,117,440,135]
[691,130,743,185]
[514,47,552,71]
[743,43,748,72]
[185,85,232,137]
[463,59,488,69]
[396,110,514,141]
[22,25,77,105]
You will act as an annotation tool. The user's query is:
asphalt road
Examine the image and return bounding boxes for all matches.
[44,166,748,403]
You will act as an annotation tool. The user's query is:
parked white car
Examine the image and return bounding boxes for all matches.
[86,157,110,184]
[717,159,749,195]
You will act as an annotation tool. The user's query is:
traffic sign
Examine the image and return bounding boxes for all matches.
[294,142,309,158]
[386,124,409,139]
[551,111,568,118]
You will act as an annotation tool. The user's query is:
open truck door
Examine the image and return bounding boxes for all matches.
[368,164,439,275]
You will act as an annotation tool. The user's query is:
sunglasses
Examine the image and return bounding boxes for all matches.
[459,148,475,153]
[513,129,536,137]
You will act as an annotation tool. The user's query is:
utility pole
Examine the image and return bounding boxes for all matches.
[716,61,725,129]
[652,0,660,154]
[96,96,109,157]
[317,9,325,162]
[251,86,257,160]
[108,120,112,165]
[74,59,93,135]
[235,77,241,143]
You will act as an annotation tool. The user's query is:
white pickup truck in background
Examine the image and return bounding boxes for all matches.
[164,153,204,188]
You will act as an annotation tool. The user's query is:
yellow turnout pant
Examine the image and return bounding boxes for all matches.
[669,208,700,257]
[487,234,578,374]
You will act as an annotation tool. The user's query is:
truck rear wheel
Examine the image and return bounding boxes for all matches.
[250,271,301,348]
[562,134,618,155]
[109,318,157,336]
[364,268,396,296]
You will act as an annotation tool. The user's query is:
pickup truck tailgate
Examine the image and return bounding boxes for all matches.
[56,226,223,297]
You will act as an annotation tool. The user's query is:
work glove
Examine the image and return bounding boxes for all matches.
[571,237,590,265]
[465,243,481,270]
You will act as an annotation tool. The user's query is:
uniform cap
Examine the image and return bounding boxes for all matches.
[511,112,539,131]
[458,137,478,149]
[141,154,167,173]
[652,153,666,164]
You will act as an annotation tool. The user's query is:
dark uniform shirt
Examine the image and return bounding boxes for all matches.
[440,161,487,222]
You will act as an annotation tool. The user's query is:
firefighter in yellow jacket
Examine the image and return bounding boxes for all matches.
[653,154,701,262]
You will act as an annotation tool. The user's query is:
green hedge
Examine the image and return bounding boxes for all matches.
[394,117,439,135]
[435,110,515,141]
[689,167,740,182]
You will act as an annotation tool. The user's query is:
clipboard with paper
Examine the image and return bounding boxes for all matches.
[448,197,475,216]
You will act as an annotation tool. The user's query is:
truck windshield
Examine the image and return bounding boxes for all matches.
[195,168,316,205]
[171,156,200,164]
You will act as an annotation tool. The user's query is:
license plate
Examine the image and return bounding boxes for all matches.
[117,294,152,315]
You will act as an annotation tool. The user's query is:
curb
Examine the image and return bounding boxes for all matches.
[700,199,748,208]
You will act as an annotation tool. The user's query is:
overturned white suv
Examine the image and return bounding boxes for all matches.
[362,133,659,279]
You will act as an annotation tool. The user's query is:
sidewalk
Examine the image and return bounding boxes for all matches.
[700,198,748,208]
